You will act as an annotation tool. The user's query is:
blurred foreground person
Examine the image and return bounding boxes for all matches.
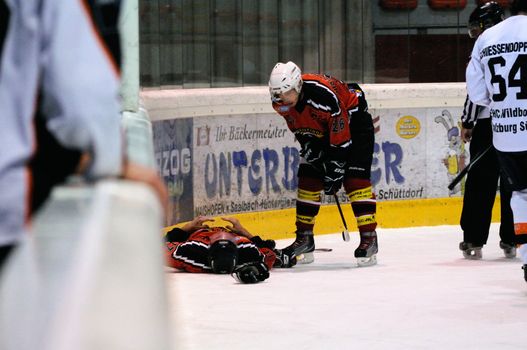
[0,0,167,273]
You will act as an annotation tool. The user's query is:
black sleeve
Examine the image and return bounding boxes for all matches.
[237,243,265,265]
[165,227,191,242]
[29,100,82,214]
[0,0,9,64]
[328,141,353,162]
[461,95,479,129]
[347,82,369,113]
[174,241,211,272]
[303,79,341,117]
[84,0,121,69]
[250,236,276,249]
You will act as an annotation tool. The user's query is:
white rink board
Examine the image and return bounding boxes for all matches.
[144,83,471,220]
[193,114,298,216]
[369,106,467,199]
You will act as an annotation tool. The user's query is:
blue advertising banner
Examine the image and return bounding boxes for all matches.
[193,114,299,216]
[150,107,466,219]
[153,118,194,225]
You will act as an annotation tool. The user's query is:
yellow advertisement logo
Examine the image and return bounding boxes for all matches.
[396,115,420,139]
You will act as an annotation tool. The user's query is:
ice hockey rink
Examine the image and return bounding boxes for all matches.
[167,223,527,350]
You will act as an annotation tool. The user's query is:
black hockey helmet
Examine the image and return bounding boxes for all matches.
[208,239,238,274]
[467,2,504,38]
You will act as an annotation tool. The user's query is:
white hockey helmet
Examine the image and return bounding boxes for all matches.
[268,61,302,100]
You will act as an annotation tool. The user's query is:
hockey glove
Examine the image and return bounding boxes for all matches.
[323,160,346,195]
[250,236,276,249]
[300,141,324,169]
[272,249,297,268]
[232,262,270,284]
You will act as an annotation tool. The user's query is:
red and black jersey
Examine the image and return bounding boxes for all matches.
[164,227,276,273]
[272,74,369,160]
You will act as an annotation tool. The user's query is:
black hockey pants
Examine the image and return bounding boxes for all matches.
[460,118,515,246]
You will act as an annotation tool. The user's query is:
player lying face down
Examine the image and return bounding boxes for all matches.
[164,216,296,283]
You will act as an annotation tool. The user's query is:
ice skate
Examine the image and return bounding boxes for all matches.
[459,242,482,260]
[520,245,527,282]
[283,231,315,264]
[354,231,378,267]
[499,241,516,259]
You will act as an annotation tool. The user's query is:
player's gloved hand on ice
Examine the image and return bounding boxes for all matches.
[232,262,270,284]
[300,140,324,168]
[250,236,276,249]
[323,160,346,195]
[273,249,297,268]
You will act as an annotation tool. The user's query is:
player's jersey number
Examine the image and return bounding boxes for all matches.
[488,54,527,102]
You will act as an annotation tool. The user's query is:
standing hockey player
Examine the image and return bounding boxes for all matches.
[458,2,516,260]
[268,62,378,267]
[466,0,527,282]
[164,216,296,283]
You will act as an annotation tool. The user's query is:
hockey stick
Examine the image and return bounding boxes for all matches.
[333,193,350,242]
[314,248,333,252]
[447,145,492,190]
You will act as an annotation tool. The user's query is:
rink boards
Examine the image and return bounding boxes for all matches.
[160,196,501,241]
[143,83,502,238]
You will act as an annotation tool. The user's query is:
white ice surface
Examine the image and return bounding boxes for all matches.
[166,224,527,350]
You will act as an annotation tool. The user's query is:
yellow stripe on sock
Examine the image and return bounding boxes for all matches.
[348,186,372,202]
[297,214,316,225]
[298,189,321,202]
[357,214,376,227]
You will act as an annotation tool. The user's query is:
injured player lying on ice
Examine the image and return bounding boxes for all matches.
[164,216,296,283]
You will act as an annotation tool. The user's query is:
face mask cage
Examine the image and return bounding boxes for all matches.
[271,91,283,103]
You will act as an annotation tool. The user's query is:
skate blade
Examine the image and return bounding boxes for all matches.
[296,252,314,264]
[503,248,517,259]
[356,254,377,267]
[462,249,482,260]
[499,242,517,259]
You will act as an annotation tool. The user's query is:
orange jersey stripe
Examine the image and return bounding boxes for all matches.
[514,223,527,236]
[25,92,40,229]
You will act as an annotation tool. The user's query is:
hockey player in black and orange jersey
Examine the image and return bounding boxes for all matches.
[268,61,378,267]
[164,216,296,283]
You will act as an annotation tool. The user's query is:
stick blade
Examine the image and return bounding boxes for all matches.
[314,248,333,252]
[448,170,465,190]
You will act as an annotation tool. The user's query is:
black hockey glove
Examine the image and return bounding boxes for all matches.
[323,160,346,195]
[250,236,276,249]
[232,262,270,284]
[273,249,297,268]
[300,141,324,169]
